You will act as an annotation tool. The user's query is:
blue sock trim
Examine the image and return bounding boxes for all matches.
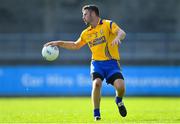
[115,96,122,104]
[94,108,100,117]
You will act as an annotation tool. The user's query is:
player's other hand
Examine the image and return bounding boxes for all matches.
[111,38,121,46]
[44,41,59,47]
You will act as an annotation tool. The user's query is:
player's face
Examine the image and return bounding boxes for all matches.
[82,9,93,25]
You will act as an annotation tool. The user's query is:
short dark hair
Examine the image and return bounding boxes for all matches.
[82,4,99,17]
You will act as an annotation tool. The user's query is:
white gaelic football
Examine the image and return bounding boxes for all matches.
[42,45,59,61]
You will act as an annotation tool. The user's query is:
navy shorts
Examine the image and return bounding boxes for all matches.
[90,59,124,85]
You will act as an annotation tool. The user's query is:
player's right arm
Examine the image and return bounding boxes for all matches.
[44,39,86,50]
[44,30,87,50]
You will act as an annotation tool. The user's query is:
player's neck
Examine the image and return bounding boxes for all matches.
[91,17,99,28]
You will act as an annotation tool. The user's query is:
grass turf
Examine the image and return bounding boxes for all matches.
[0,97,180,123]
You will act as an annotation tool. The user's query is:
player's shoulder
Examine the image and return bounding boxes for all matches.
[102,19,113,24]
[102,19,120,30]
[101,19,115,29]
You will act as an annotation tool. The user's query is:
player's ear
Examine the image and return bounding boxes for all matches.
[93,11,97,17]
[91,11,96,17]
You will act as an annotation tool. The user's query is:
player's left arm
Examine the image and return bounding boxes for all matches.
[111,28,126,46]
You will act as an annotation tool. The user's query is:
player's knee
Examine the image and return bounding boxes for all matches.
[114,79,125,92]
[93,78,102,89]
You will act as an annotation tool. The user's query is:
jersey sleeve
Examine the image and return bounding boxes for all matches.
[108,21,120,34]
[76,30,87,47]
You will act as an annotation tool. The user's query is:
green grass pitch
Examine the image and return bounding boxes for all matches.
[0,97,180,123]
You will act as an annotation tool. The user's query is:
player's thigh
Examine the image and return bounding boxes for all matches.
[106,72,124,85]
[91,72,103,88]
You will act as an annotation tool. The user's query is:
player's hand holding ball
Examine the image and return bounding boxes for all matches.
[42,41,59,61]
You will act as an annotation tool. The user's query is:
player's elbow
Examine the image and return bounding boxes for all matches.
[74,46,81,50]
[73,43,83,50]
[123,31,126,39]
[120,29,126,40]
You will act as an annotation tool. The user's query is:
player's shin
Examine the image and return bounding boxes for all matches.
[91,79,102,120]
[113,79,127,117]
